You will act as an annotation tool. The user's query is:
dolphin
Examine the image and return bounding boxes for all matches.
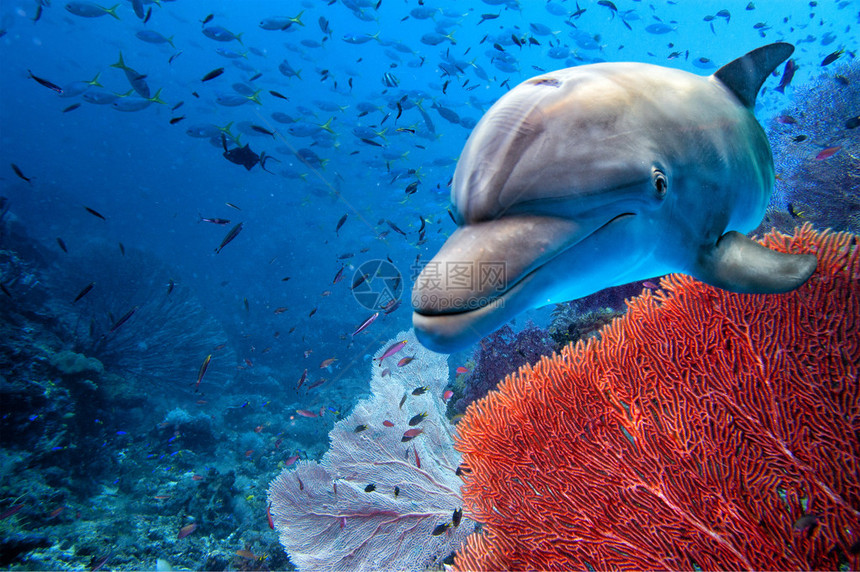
[411,42,817,353]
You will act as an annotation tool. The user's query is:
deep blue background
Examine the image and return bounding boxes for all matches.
[0,0,852,380]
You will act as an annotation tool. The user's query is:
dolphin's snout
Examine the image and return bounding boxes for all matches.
[411,216,584,316]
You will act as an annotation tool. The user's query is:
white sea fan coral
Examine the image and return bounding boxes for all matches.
[267,329,472,572]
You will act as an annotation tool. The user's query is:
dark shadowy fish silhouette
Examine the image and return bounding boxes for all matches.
[335,213,347,234]
[221,134,274,171]
[109,306,138,333]
[73,282,95,303]
[201,67,224,82]
[215,222,244,253]
[10,163,32,184]
[224,144,259,169]
[84,206,106,220]
[821,49,844,66]
[28,70,63,94]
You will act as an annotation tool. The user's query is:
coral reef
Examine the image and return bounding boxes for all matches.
[547,304,620,348]
[268,330,473,572]
[453,225,859,571]
[453,324,556,415]
[48,349,104,376]
[761,59,860,234]
[1,213,292,571]
[44,243,237,394]
[452,279,647,416]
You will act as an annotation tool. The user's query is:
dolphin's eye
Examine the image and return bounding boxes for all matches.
[652,169,668,197]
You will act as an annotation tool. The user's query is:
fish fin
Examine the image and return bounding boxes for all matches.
[111,51,126,70]
[218,121,234,136]
[320,117,336,134]
[106,4,121,20]
[148,88,166,104]
[694,230,816,294]
[712,42,794,109]
[88,72,103,87]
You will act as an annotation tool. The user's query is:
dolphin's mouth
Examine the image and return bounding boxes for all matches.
[412,212,634,318]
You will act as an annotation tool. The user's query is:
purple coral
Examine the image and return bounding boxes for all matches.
[761,58,860,234]
[454,323,556,414]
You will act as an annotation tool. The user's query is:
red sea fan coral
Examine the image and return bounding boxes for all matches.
[454,224,859,571]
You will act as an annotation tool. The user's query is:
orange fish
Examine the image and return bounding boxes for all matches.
[285,454,299,466]
[296,409,318,418]
[402,428,423,442]
[443,390,454,401]
[273,306,288,314]
[455,366,469,374]
[266,503,275,529]
[178,523,198,539]
[320,357,337,368]
[48,507,65,519]
[236,550,257,560]
[815,146,841,160]
[245,449,254,458]
[191,475,205,481]
[382,420,394,427]
[397,356,415,367]
[254,425,264,433]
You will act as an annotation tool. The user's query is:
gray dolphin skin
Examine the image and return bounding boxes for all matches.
[411,42,817,353]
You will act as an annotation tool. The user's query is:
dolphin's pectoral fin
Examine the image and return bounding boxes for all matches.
[694,231,817,294]
[713,42,794,109]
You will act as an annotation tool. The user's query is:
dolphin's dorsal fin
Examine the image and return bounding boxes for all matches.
[713,42,794,109]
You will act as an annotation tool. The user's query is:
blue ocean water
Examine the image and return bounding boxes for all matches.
[0,0,856,570]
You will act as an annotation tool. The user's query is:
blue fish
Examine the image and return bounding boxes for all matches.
[65,1,120,19]
[135,30,174,47]
[202,25,243,44]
